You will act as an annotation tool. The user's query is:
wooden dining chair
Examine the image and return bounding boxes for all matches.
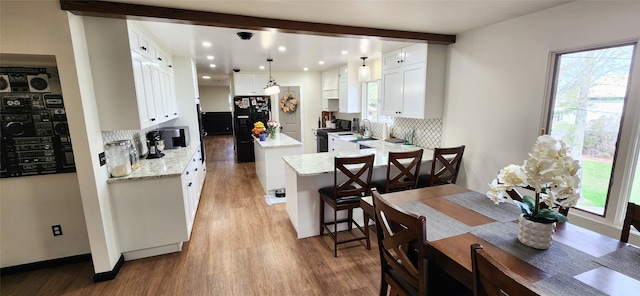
[373,188,428,296]
[372,149,424,194]
[470,243,543,296]
[416,145,465,188]
[318,154,375,257]
[621,202,640,243]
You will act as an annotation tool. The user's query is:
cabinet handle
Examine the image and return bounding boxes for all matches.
[157,57,162,61]
[165,115,169,118]
[186,171,189,175]
[188,182,192,187]
[151,118,156,121]
[195,168,198,171]
[169,65,172,68]
[141,46,147,51]
[174,113,178,115]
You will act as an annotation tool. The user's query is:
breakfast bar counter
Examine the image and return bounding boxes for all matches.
[282,140,433,239]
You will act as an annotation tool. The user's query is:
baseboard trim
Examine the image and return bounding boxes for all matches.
[0,253,91,276]
[93,254,125,283]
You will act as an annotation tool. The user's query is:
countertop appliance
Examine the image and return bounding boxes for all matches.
[159,126,189,149]
[146,131,165,159]
[316,119,351,153]
[233,96,270,162]
[0,66,76,178]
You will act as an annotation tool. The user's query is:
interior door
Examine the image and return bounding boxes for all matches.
[278,86,301,141]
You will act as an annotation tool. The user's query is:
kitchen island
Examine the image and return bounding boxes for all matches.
[108,143,206,260]
[254,133,303,194]
[283,139,433,239]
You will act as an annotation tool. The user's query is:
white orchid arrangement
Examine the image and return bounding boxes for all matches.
[487,135,582,223]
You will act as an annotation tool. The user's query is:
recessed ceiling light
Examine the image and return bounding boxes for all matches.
[259,65,265,70]
[209,64,216,68]
[341,50,348,55]
[303,68,309,71]
[202,41,212,47]
[207,55,214,60]
[278,46,286,52]
[202,75,211,79]
[319,61,325,65]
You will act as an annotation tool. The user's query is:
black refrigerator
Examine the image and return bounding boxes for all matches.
[233,96,270,162]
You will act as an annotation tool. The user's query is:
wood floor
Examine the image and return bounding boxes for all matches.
[0,135,381,296]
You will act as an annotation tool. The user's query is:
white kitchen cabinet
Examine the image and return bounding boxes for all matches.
[233,73,269,96]
[382,43,428,70]
[338,63,361,113]
[328,134,359,152]
[322,98,339,111]
[380,43,446,119]
[84,18,178,130]
[322,68,339,99]
[109,148,204,260]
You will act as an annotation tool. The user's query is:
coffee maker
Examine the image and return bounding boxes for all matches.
[146,131,165,159]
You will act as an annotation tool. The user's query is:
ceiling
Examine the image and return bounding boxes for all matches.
[115,0,573,87]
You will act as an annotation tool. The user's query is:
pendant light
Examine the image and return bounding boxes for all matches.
[359,57,371,82]
[264,58,281,95]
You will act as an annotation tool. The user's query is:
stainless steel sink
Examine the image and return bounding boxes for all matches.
[350,137,376,143]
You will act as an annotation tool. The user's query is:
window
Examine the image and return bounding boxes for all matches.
[545,43,637,217]
[362,80,392,123]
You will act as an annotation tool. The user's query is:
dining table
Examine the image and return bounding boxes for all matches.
[361,184,640,296]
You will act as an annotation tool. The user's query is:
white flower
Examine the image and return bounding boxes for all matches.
[487,135,582,221]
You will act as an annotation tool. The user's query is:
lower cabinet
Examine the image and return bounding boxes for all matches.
[328,134,359,152]
[109,149,205,260]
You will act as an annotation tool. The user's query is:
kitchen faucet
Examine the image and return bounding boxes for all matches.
[362,119,371,137]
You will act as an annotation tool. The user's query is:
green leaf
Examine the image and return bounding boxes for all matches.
[522,195,537,212]
[514,200,532,216]
[529,208,568,224]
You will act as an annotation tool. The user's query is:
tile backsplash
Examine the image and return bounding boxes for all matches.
[102,128,155,156]
[334,113,442,148]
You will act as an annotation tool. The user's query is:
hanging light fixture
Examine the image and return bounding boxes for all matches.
[264,58,281,95]
[359,56,371,82]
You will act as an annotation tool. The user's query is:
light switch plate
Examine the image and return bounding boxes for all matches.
[99,152,106,166]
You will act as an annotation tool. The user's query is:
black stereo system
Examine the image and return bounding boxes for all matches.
[0,66,76,178]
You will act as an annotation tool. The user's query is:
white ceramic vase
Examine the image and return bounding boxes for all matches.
[517,214,554,249]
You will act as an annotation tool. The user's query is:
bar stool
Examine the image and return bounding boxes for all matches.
[318,154,375,257]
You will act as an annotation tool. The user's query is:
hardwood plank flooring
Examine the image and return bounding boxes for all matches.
[0,135,380,296]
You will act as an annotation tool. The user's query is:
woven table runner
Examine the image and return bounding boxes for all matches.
[471,221,600,277]
[593,245,640,281]
[534,274,607,296]
[398,201,473,242]
[444,191,522,222]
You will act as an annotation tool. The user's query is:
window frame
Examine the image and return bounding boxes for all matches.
[361,79,392,124]
[542,40,640,227]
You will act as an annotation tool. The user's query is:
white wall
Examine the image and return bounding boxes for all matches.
[198,85,231,112]
[0,1,122,272]
[266,71,322,154]
[443,1,640,242]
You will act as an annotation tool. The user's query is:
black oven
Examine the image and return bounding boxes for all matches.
[316,119,351,153]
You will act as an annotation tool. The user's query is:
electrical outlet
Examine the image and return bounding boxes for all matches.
[52,225,63,236]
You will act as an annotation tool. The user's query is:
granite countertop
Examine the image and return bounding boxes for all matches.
[107,142,199,183]
[254,133,302,148]
[283,138,433,176]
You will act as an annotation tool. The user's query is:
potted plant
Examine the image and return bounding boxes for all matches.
[266,120,279,139]
[487,135,581,249]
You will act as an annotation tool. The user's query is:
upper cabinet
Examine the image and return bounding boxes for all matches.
[321,68,339,111]
[233,73,269,96]
[380,43,446,119]
[322,68,339,99]
[84,18,178,130]
[338,64,361,113]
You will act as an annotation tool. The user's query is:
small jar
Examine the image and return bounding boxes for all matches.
[106,140,132,177]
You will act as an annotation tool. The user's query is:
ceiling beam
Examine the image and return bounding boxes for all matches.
[59,0,456,44]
